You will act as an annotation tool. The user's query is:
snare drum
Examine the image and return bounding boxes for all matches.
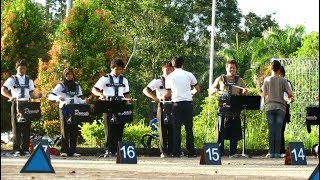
[93,100,110,114]
[16,101,41,121]
[161,101,172,124]
[109,101,133,124]
[65,104,91,123]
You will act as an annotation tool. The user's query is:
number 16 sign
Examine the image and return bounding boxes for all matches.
[117,142,137,164]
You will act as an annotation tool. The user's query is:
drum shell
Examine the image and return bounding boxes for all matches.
[16,101,41,120]
[65,104,91,123]
[109,101,133,124]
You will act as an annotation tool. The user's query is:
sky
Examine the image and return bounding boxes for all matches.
[237,0,319,33]
[35,0,319,33]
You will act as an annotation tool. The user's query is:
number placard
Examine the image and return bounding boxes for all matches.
[31,139,50,161]
[200,143,221,165]
[285,142,307,165]
[116,142,137,164]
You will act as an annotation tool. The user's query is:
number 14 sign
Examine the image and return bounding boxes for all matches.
[200,143,221,165]
[285,142,307,165]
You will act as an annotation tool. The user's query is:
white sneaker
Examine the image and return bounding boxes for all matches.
[280,153,286,158]
[60,152,67,157]
[13,151,21,157]
[265,153,271,158]
[72,153,81,157]
[160,153,165,158]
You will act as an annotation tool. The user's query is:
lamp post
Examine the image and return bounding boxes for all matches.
[209,0,216,93]
[66,0,73,17]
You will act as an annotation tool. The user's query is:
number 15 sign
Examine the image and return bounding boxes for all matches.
[200,143,221,165]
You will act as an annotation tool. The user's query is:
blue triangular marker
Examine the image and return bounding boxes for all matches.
[20,143,55,173]
[309,164,319,180]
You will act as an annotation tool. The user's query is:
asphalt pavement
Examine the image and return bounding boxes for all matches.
[1,153,319,179]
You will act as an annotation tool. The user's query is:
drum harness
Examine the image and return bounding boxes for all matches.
[159,76,171,124]
[60,82,80,124]
[12,75,30,122]
[218,75,240,117]
[105,74,126,123]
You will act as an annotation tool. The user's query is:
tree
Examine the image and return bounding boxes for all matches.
[1,0,51,132]
[1,0,51,79]
[240,12,279,42]
[291,32,319,58]
[36,0,128,121]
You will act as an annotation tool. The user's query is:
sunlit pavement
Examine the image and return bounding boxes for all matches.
[1,155,319,179]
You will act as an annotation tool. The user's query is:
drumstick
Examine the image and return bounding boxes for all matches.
[7,97,29,102]
[151,100,172,103]
[231,85,246,91]
[122,98,137,101]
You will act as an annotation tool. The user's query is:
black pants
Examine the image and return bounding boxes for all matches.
[103,113,125,154]
[280,105,290,154]
[171,101,195,156]
[59,109,79,156]
[280,122,287,154]
[217,115,242,156]
[11,102,31,152]
[157,103,173,155]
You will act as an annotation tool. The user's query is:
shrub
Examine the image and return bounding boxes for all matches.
[123,121,153,148]
[80,119,105,147]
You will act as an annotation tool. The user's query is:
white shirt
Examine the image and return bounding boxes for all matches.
[165,68,198,102]
[284,81,293,104]
[48,83,85,108]
[3,74,35,99]
[93,74,129,97]
[147,77,166,99]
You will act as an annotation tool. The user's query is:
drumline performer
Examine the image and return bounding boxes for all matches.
[143,61,174,158]
[48,67,89,157]
[1,59,42,157]
[92,57,133,157]
[209,59,248,157]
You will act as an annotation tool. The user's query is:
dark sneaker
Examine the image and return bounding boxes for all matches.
[22,151,31,156]
[100,151,116,158]
[169,154,181,158]
[188,154,197,158]
[274,154,281,158]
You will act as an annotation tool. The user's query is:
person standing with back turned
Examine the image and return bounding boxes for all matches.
[164,56,200,158]
[279,65,294,157]
[261,60,293,158]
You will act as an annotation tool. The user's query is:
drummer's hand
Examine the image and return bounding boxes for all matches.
[209,87,218,95]
[59,97,65,101]
[242,88,248,95]
[37,92,42,99]
[10,97,16,102]
[84,97,89,104]
[99,94,107,101]
[153,97,160,103]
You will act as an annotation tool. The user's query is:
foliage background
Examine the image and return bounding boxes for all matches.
[1,0,318,151]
